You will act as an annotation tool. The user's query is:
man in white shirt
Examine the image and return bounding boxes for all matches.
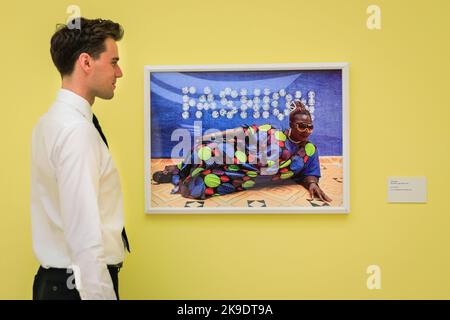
[31,17,129,300]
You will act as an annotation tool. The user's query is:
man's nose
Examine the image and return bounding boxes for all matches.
[116,65,123,78]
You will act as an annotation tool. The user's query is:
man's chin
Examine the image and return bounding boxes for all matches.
[97,92,114,100]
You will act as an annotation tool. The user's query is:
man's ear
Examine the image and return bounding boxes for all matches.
[78,53,93,74]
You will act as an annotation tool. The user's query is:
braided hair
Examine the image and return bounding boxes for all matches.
[289,100,312,124]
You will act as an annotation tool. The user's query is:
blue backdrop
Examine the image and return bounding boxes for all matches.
[150,69,342,157]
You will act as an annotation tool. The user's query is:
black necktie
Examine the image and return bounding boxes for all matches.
[92,114,131,253]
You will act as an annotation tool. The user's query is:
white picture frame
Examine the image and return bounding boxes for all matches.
[144,63,349,214]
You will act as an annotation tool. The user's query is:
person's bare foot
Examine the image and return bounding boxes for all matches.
[164,165,178,173]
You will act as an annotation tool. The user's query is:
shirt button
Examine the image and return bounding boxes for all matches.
[52,285,58,292]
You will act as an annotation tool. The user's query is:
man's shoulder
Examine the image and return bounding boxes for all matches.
[38,101,90,128]
[33,102,95,144]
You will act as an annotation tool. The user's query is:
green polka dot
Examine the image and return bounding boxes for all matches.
[177,162,183,169]
[259,124,272,132]
[274,131,286,142]
[235,150,247,163]
[198,146,212,161]
[191,167,204,177]
[228,165,239,171]
[242,180,255,189]
[267,160,275,167]
[279,159,291,169]
[305,143,316,156]
[280,171,294,179]
[204,174,221,187]
[246,171,257,178]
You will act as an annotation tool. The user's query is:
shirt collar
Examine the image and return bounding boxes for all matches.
[55,88,93,121]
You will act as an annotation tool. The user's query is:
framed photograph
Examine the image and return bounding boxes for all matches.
[144,63,349,214]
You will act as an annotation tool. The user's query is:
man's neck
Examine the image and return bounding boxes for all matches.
[61,78,95,106]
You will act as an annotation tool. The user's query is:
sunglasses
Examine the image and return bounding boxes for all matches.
[296,123,314,131]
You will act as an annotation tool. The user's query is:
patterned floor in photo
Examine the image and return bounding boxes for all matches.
[150,157,343,208]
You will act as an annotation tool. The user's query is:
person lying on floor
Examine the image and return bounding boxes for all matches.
[153,100,332,203]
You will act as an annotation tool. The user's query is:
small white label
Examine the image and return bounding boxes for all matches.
[388,177,427,203]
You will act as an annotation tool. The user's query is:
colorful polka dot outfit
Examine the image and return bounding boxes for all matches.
[167,124,321,199]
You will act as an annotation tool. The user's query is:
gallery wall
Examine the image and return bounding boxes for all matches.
[1,0,449,299]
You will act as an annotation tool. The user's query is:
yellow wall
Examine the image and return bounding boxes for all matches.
[1,0,449,299]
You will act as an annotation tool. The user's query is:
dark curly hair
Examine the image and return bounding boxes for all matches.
[50,17,124,76]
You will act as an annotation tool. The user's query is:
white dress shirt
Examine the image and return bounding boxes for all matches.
[30,88,125,300]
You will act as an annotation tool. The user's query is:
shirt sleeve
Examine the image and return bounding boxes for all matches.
[300,144,321,178]
[55,123,117,300]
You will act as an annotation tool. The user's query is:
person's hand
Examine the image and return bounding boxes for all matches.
[308,182,332,202]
